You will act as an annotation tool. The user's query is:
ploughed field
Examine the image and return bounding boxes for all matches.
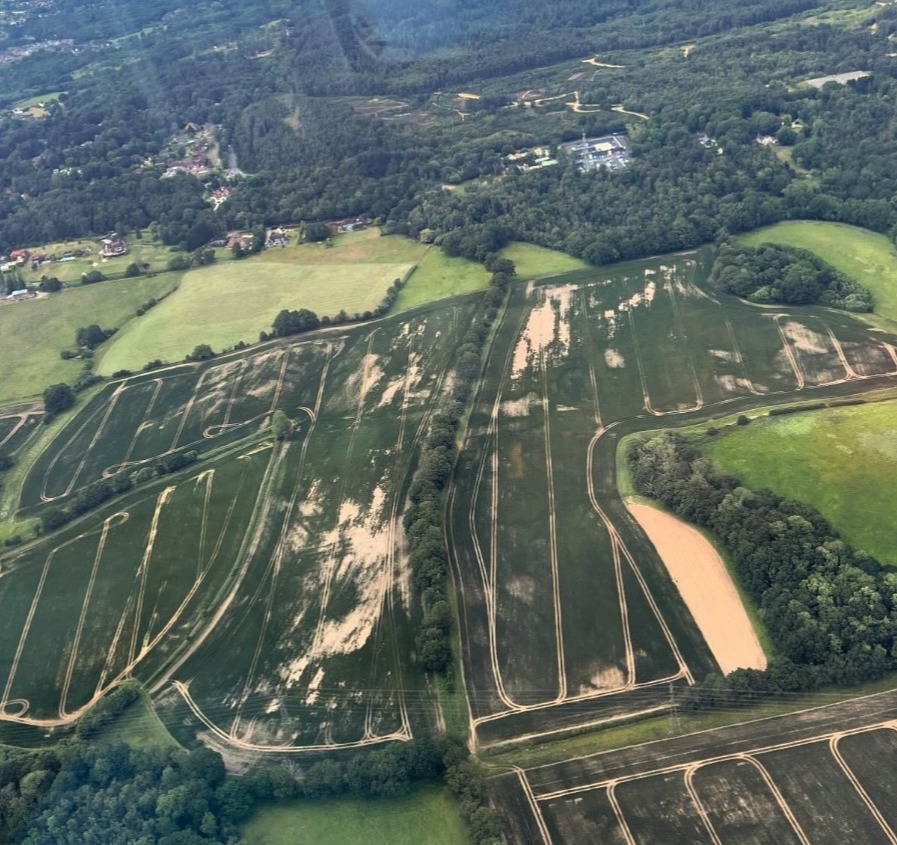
[0,302,475,751]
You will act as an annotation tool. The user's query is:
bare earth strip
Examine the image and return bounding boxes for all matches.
[625,502,766,674]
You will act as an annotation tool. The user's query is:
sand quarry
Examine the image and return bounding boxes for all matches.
[626,501,767,674]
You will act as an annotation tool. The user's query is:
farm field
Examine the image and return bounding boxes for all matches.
[495,687,897,844]
[1,302,474,753]
[702,398,897,566]
[242,786,467,845]
[0,273,180,404]
[447,248,897,749]
[95,262,410,374]
[96,228,487,373]
[738,221,897,326]
[498,242,589,279]
[393,248,491,312]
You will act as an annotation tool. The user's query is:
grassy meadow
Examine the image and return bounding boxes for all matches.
[96,261,409,373]
[242,787,467,845]
[738,221,897,326]
[0,273,180,403]
[498,242,589,279]
[393,248,490,311]
[97,228,486,373]
[703,399,897,566]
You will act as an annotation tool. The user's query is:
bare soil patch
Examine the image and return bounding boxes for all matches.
[626,502,766,674]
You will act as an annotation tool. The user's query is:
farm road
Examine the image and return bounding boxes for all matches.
[523,687,897,795]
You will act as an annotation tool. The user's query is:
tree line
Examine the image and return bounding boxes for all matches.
[0,704,502,845]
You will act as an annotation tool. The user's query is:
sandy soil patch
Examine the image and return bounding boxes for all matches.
[604,349,626,368]
[709,348,742,363]
[617,278,656,313]
[627,502,766,674]
[783,321,828,354]
[511,284,578,378]
[501,395,536,417]
[581,665,626,694]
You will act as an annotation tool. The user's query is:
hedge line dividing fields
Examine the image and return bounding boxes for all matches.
[7,238,897,839]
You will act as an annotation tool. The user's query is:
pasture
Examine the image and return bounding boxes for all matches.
[3,303,475,753]
[738,221,897,326]
[498,242,589,279]
[393,248,491,312]
[702,398,897,566]
[96,228,486,373]
[0,273,180,404]
[242,787,467,845]
[95,262,410,373]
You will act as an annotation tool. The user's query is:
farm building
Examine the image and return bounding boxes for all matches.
[100,234,129,258]
[328,216,370,235]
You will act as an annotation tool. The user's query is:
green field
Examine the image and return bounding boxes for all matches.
[0,273,180,403]
[499,242,589,279]
[242,787,467,845]
[738,221,897,326]
[96,261,409,373]
[94,690,181,750]
[96,229,486,373]
[393,248,490,311]
[702,399,897,567]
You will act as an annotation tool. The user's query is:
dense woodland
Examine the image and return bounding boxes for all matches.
[629,432,897,698]
[3,0,897,257]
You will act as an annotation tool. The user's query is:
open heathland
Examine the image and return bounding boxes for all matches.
[0,273,180,404]
[242,787,467,845]
[702,398,897,567]
[738,221,897,326]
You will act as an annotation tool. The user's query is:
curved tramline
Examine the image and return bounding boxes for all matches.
[23,343,308,508]
[137,307,471,752]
